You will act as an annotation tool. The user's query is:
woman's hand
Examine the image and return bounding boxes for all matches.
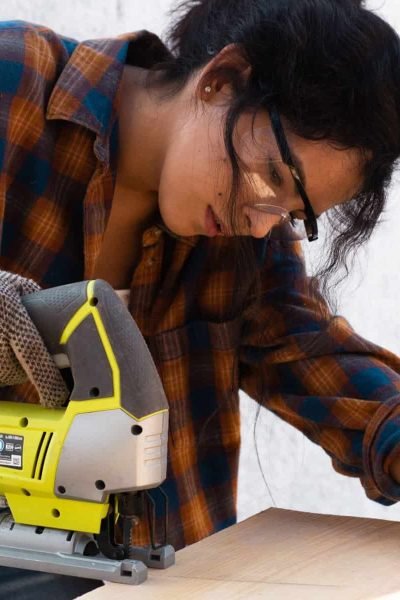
[0,270,69,407]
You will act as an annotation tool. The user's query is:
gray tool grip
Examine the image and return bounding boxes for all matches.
[21,280,168,418]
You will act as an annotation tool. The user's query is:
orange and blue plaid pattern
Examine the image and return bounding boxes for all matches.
[1,22,400,551]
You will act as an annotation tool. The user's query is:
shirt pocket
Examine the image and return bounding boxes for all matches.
[149,316,242,450]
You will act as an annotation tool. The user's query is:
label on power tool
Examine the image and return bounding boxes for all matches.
[0,434,23,469]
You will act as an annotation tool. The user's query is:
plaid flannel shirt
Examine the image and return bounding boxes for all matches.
[2,21,400,551]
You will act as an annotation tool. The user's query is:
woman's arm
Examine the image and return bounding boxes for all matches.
[240,235,400,506]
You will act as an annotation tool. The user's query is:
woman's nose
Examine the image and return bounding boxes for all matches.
[242,206,282,238]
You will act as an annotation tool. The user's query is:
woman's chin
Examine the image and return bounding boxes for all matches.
[161,218,200,238]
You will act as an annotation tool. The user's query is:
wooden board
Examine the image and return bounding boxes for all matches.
[78,507,400,599]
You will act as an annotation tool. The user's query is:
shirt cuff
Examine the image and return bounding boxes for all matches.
[363,396,400,504]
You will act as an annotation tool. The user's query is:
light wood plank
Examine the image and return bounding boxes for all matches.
[78,507,400,599]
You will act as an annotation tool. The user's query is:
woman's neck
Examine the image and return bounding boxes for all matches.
[93,66,178,288]
[116,65,172,193]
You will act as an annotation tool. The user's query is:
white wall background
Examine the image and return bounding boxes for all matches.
[3,0,400,523]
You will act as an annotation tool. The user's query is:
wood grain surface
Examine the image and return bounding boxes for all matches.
[78,507,400,599]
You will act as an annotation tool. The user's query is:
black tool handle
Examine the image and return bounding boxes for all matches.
[22,280,168,418]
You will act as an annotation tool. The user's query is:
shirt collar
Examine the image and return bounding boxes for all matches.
[46,29,204,252]
[46,30,168,165]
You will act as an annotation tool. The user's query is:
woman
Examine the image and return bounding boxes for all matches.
[2,0,400,596]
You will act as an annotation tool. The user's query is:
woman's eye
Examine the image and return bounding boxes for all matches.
[269,164,282,186]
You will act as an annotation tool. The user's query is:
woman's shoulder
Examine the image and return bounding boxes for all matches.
[0,20,76,48]
[0,20,76,95]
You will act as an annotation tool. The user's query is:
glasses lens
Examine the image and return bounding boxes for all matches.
[252,204,288,219]
[249,204,307,240]
[269,217,307,241]
[240,122,318,243]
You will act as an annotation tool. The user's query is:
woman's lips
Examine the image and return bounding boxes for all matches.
[205,205,220,237]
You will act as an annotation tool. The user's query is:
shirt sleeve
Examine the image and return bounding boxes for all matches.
[239,234,400,505]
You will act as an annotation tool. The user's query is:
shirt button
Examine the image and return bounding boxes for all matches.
[147,257,155,266]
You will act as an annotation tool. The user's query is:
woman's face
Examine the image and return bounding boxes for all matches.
[157,88,364,240]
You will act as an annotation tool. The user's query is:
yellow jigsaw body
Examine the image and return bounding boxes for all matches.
[0,280,165,534]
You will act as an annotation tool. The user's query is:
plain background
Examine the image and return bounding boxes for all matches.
[2,0,400,523]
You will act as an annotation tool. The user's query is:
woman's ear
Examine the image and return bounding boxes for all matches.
[198,44,252,103]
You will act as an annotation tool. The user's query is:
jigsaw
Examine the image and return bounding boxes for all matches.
[0,279,174,585]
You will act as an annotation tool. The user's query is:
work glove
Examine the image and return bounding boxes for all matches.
[0,270,69,407]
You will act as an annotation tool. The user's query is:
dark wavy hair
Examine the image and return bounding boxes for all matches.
[148,0,400,307]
